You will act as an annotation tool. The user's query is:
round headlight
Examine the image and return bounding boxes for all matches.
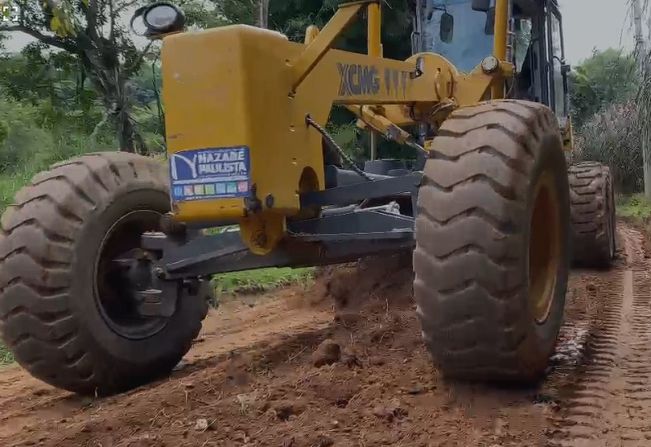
[143,2,185,34]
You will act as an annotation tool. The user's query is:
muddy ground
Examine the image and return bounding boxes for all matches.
[1,222,650,446]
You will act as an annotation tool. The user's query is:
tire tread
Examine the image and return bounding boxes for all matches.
[414,100,568,382]
[0,152,203,395]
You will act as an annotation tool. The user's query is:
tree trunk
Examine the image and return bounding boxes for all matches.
[92,71,148,155]
[258,0,269,29]
[79,32,149,155]
[117,109,136,153]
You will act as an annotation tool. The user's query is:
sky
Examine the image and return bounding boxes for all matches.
[559,0,635,64]
[1,0,639,64]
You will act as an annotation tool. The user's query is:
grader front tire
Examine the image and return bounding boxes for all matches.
[0,153,208,396]
[414,100,570,382]
[568,162,616,268]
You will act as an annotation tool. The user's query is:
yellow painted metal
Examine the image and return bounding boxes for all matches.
[367,1,382,58]
[304,25,320,45]
[529,170,561,324]
[161,2,507,252]
[366,1,382,160]
[355,105,414,145]
[162,26,327,228]
[240,213,286,255]
[290,3,364,93]
[493,0,509,62]
[491,0,509,99]
[355,54,493,128]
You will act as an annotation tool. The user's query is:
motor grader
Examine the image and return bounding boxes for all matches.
[0,0,616,395]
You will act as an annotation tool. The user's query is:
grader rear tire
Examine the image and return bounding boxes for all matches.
[568,162,616,268]
[414,100,570,382]
[0,153,209,396]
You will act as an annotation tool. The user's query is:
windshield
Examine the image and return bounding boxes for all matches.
[421,0,495,73]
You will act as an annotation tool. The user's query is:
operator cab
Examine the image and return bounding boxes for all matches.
[414,0,570,120]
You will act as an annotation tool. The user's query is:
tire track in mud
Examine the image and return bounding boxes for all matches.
[547,226,651,446]
[619,269,651,444]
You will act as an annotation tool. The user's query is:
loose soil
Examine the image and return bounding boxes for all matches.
[0,223,649,447]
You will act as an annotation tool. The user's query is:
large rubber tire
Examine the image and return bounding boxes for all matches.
[0,152,208,396]
[414,100,571,383]
[568,162,616,268]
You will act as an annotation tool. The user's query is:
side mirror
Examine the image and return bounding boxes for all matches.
[440,12,454,43]
[472,0,491,12]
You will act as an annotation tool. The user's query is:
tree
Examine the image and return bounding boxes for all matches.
[212,0,414,59]
[569,49,638,128]
[577,101,642,193]
[0,1,154,153]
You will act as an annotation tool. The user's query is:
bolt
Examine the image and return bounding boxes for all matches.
[254,231,268,248]
[265,194,275,209]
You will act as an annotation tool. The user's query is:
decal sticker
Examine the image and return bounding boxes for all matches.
[170,146,250,202]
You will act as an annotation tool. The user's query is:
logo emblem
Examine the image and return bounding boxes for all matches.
[171,153,198,181]
[338,63,381,96]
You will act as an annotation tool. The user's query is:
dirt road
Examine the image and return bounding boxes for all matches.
[0,222,650,446]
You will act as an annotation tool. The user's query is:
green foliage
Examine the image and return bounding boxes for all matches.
[570,49,638,128]
[330,122,364,160]
[0,47,104,135]
[572,49,642,193]
[1,0,159,153]
[0,97,95,209]
[617,194,651,221]
[0,97,51,172]
[178,0,228,29]
[213,0,257,26]
[0,343,12,366]
[210,0,414,59]
[212,268,315,296]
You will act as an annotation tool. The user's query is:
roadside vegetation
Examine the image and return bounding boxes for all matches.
[214,268,315,297]
[617,194,651,222]
[0,344,12,366]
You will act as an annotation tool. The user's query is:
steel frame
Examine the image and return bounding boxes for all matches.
[144,170,421,281]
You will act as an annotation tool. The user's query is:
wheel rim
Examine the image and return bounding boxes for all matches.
[94,210,168,340]
[529,171,562,325]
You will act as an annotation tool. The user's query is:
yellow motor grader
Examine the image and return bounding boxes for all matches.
[0,0,615,395]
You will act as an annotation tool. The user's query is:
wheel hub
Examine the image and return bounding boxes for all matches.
[94,210,169,340]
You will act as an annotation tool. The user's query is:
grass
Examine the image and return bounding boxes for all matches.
[0,343,13,366]
[0,166,38,210]
[617,194,651,222]
[213,267,315,296]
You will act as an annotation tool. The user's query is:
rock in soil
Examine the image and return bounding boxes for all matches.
[372,398,408,422]
[311,435,334,447]
[312,339,341,367]
[341,351,362,368]
[272,400,305,421]
[194,419,209,431]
